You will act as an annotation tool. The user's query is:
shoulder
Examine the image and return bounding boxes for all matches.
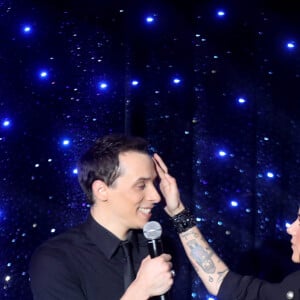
[29,223,87,274]
[281,270,300,284]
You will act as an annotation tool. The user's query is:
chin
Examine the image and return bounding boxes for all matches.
[291,255,300,263]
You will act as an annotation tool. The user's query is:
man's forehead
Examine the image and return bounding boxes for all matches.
[118,151,152,163]
[118,151,154,172]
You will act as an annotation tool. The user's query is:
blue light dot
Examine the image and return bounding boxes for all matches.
[39,71,48,79]
[267,172,274,178]
[286,41,295,49]
[2,119,11,127]
[173,78,181,84]
[217,10,226,17]
[131,80,139,86]
[218,150,227,157]
[146,16,154,23]
[23,26,32,33]
[238,97,246,104]
[230,200,238,207]
[285,222,291,228]
[62,139,70,146]
[73,168,78,175]
[98,82,108,90]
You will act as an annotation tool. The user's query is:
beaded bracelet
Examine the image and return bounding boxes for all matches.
[171,208,197,234]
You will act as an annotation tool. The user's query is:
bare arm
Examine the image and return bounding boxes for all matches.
[178,226,229,295]
[153,153,229,296]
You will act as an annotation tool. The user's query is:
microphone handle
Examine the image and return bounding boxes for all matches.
[147,239,163,258]
[148,240,170,300]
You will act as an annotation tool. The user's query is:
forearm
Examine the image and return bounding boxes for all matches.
[179,226,229,296]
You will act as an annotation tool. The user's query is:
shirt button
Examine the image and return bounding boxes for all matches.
[286,291,294,299]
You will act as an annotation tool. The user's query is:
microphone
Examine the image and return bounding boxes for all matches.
[143,221,170,300]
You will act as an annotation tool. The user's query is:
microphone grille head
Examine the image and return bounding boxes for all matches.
[143,221,162,240]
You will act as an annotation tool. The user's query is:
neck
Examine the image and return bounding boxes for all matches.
[90,205,128,240]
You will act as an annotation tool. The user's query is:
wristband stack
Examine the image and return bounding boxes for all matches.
[171,208,197,234]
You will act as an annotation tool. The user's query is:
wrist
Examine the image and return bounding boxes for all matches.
[171,208,197,234]
[121,280,149,300]
[164,202,185,217]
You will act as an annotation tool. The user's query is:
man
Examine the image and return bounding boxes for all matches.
[29,134,174,300]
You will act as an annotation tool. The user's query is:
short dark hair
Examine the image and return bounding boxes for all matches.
[77,134,149,204]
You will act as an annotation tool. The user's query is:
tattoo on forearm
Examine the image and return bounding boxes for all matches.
[187,240,216,274]
[181,230,200,240]
[217,269,229,283]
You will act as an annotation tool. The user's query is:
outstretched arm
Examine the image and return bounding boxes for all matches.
[153,153,229,296]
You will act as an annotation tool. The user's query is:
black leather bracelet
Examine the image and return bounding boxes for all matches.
[171,209,197,234]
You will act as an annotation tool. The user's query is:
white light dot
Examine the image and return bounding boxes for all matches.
[230,200,238,207]
[218,150,227,157]
[99,82,108,90]
[62,139,70,146]
[217,10,225,17]
[146,16,154,23]
[3,120,11,127]
[286,41,295,49]
[23,26,31,33]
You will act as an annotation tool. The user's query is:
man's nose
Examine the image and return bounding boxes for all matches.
[148,185,161,203]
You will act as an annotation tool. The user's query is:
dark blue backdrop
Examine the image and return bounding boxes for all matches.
[1,1,299,299]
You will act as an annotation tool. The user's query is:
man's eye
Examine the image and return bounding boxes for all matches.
[137,184,146,189]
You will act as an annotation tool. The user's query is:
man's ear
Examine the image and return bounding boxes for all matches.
[92,180,108,202]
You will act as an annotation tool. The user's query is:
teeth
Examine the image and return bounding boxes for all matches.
[139,208,151,214]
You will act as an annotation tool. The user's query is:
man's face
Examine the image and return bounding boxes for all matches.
[106,151,161,237]
[287,209,300,263]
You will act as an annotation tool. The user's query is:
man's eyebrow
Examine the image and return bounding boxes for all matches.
[135,177,151,182]
[134,176,159,184]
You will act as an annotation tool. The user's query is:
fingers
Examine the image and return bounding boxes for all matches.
[160,253,172,262]
[153,153,168,174]
[135,253,174,297]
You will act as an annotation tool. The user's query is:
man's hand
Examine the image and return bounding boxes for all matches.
[152,153,185,217]
[121,254,173,299]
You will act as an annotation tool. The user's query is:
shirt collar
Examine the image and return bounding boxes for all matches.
[84,212,146,259]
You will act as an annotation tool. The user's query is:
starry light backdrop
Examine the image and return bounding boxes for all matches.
[0,0,299,299]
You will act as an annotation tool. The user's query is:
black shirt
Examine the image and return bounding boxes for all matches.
[218,270,300,300]
[29,213,149,300]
